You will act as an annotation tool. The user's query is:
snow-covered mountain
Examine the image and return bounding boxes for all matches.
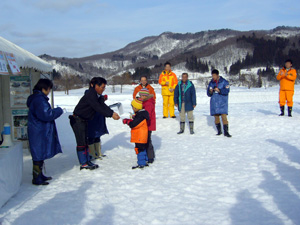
[40,26,300,79]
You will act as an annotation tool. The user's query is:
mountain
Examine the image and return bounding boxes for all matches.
[40,26,300,81]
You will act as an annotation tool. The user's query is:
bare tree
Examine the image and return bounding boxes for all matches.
[54,73,85,94]
[112,72,133,93]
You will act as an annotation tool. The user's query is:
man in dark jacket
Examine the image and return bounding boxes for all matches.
[70,77,120,170]
[85,78,109,160]
[27,79,63,185]
[174,73,196,134]
[207,69,231,137]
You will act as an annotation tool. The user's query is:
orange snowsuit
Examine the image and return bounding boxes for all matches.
[158,70,178,117]
[277,67,297,107]
[131,119,148,144]
[133,84,156,101]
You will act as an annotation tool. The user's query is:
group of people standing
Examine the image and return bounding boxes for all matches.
[157,62,232,137]
[26,59,296,184]
[121,62,232,169]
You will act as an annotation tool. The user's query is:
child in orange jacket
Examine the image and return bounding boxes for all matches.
[277,59,297,117]
[123,98,150,169]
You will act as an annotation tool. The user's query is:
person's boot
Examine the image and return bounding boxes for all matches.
[95,142,105,158]
[177,122,185,134]
[216,123,222,135]
[86,146,99,169]
[41,173,52,181]
[40,162,52,181]
[133,150,148,169]
[77,147,97,170]
[279,106,284,116]
[189,121,194,134]
[88,144,98,160]
[288,107,292,117]
[32,162,49,185]
[223,124,232,138]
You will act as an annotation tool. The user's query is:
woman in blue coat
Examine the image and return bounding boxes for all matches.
[207,69,232,137]
[27,79,63,185]
[174,73,196,134]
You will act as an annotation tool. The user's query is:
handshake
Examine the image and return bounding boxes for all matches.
[122,118,133,125]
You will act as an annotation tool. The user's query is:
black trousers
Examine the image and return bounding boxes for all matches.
[69,115,88,150]
[87,137,100,145]
[146,131,155,160]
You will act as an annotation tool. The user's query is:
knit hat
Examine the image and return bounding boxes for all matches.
[131,98,143,110]
[139,88,150,96]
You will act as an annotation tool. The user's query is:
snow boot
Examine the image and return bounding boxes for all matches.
[41,173,52,181]
[189,121,194,134]
[36,160,52,181]
[288,107,292,117]
[216,123,222,135]
[89,144,102,160]
[32,162,49,185]
[132,164,149,170]
[177,122,185,134]
[87,161,99,169]
[80,163,97,170]
[95,142,105,158]
[171,116,176,118]
[77,147,96,170]
[279,106,284,116]
[41,163,52,181]
[137,150,147,166]
[223,124,232,138]
[148,159,154,164]
[86,146,99,169]
[88,144,98,159]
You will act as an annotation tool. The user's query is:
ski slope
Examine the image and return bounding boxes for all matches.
[1,84,300,225]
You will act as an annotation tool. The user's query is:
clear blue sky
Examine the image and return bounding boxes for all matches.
[1,0,299,58]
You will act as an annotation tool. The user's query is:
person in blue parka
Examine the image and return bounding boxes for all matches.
[27,79,63,185]
[174,73,196,134]
[207,69,232,137]
[86,78,109,160]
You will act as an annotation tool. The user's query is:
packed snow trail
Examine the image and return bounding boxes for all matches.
[0,85,300,225]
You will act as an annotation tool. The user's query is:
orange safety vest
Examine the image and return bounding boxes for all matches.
[277,67,297,91]
[130,119,148,144]
[158,70,178,96]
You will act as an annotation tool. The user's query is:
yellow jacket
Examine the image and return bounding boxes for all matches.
[277,67,297,91]
[158,70,178,96]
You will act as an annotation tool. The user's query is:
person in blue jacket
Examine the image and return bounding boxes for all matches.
[27,79,63,185]
[174,73,197,134]
[207,69,232,137]
[86,78,108,160]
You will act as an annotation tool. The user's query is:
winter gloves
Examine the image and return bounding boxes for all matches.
[123,119,133,125]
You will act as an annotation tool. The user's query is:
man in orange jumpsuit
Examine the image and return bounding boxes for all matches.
[277,59,297,117]
[158,62,178,118]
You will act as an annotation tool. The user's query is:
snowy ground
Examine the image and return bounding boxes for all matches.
[1,84,300,225]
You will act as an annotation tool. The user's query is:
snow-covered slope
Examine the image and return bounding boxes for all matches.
[1,85,300,225]
[202,44,253,74]
[40,26,300,78]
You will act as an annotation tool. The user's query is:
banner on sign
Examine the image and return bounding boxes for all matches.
[4,52,21,75]
[0,51,9,75]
